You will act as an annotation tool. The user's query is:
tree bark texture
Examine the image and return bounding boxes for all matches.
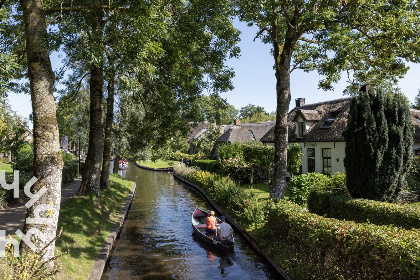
[100,67,115,190]
[270,20,301,198]
[113,154,120,175]
[79,66,103,196]
[20,0,63,261]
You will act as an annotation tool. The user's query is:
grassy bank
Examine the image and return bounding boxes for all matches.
[136,159,177,169]
[0,163,13,174]
[54,174,133,279]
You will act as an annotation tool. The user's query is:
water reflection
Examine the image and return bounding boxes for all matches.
[102,164,281,280]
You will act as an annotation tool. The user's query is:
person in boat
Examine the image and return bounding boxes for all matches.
[205,211,217,234]
[218,216,233,241]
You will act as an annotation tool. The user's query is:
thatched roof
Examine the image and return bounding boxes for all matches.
[188,122,211,142]
[261,98,352,143]
[216,121,275,143]
[261,98,420,144]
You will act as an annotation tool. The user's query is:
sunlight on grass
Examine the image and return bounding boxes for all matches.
[242,183,290,200]
[137,159,177,169]
[0,163,13,174]
[54,175,133,279]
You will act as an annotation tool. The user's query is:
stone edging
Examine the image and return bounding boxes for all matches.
[135,162,174,172]
[172,173,291,280]
[88,182,137,280]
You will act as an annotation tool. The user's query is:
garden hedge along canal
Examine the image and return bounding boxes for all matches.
[102,164,283,279]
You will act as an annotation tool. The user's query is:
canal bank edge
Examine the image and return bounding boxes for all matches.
[172,173,292,280]
[88,182,137,280]
[135,162,174,172]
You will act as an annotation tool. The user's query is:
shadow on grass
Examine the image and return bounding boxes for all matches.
[55,177,133,277]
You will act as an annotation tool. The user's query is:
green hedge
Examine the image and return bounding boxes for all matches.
[267,200,420,279]
[191,159,219,173]
[173,164,266,227]
[308,189,420,230]
[62,161,79,183]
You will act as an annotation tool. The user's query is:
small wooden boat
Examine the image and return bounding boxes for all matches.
[191,208,234,251]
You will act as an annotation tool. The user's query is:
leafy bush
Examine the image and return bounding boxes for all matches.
[61,151,76,162]
[287,173,329,206]
[308,188,420,230]
[62,161,79,183]
[266,200,420,279]
[217,142,244,161]
[14,144,33,174]
[168,151,196,162]
[174,164,267,227]
[191,159,219,173]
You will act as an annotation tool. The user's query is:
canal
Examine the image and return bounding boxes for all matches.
[102,164,282,279]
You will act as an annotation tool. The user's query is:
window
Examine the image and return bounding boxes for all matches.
[297,121,305,137]
[307,148,315,173]
[248,130,256,140]
[321,112,339,129]
[322,148,332,174]
[415,149,420,157]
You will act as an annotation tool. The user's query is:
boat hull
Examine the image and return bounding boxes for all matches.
[191,208,234,251]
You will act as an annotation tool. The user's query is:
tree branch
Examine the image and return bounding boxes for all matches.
[253,27,269,42]
[56,73,90,114]
[298,37,320,44]
[45,5,129,15]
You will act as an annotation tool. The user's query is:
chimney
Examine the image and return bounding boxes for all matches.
[295,98,305,108]
[234,119,241,126]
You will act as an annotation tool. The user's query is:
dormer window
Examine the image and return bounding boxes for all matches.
[248,130,256,140]
[297,121,305,138]
[321,111,339,129]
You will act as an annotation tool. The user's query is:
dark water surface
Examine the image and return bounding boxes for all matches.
[102,164,282,280]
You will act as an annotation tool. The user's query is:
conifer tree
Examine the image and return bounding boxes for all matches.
[344,86,413,201]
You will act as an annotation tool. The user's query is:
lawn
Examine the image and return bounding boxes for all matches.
[0,163,13,174]
[54,174,134,279]
[137,159,177,169]
[242,183,290,200]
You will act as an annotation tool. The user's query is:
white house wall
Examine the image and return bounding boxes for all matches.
[298,142,346,174]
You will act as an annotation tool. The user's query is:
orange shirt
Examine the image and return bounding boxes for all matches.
[206,216,217,230]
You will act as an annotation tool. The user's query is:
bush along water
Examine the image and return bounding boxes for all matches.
[266,200,420,279]
[174,164,266,228]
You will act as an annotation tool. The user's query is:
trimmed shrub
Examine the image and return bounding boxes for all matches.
[308,189,420,230]
[62,161,79,183]
[287,173,329,206]
[191,159,219,173]
[267,200,420,279]
[61,150,76,162]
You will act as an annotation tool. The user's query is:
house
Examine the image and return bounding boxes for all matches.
[187,122,231,154]
[213,119,275,158]
[261,97,420,175]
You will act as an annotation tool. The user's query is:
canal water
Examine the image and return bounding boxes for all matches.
[102,164,282,279]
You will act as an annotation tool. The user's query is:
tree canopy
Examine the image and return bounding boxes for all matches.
[236,0,420,198]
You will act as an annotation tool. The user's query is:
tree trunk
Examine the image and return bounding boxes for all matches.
[113,155,120,174]
[270,20,301,198]
[78,66,103,196]
[100,66,115,190]
[20,0,63,262]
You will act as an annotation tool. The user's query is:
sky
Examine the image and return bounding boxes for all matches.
[7,19,420,128]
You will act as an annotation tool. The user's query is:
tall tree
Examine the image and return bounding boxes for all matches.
[344,86,413,201]
[236,1,420,198]
[239,104,266,119]
[193,94,238,125]
[20,0,63,261]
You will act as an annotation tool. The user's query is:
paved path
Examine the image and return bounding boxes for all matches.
[0,179,81,234]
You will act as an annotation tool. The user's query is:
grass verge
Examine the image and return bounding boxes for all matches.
[242,183,290,200]
[0,163,13,174]
[137,159,177,169]
[54,174,134,280]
